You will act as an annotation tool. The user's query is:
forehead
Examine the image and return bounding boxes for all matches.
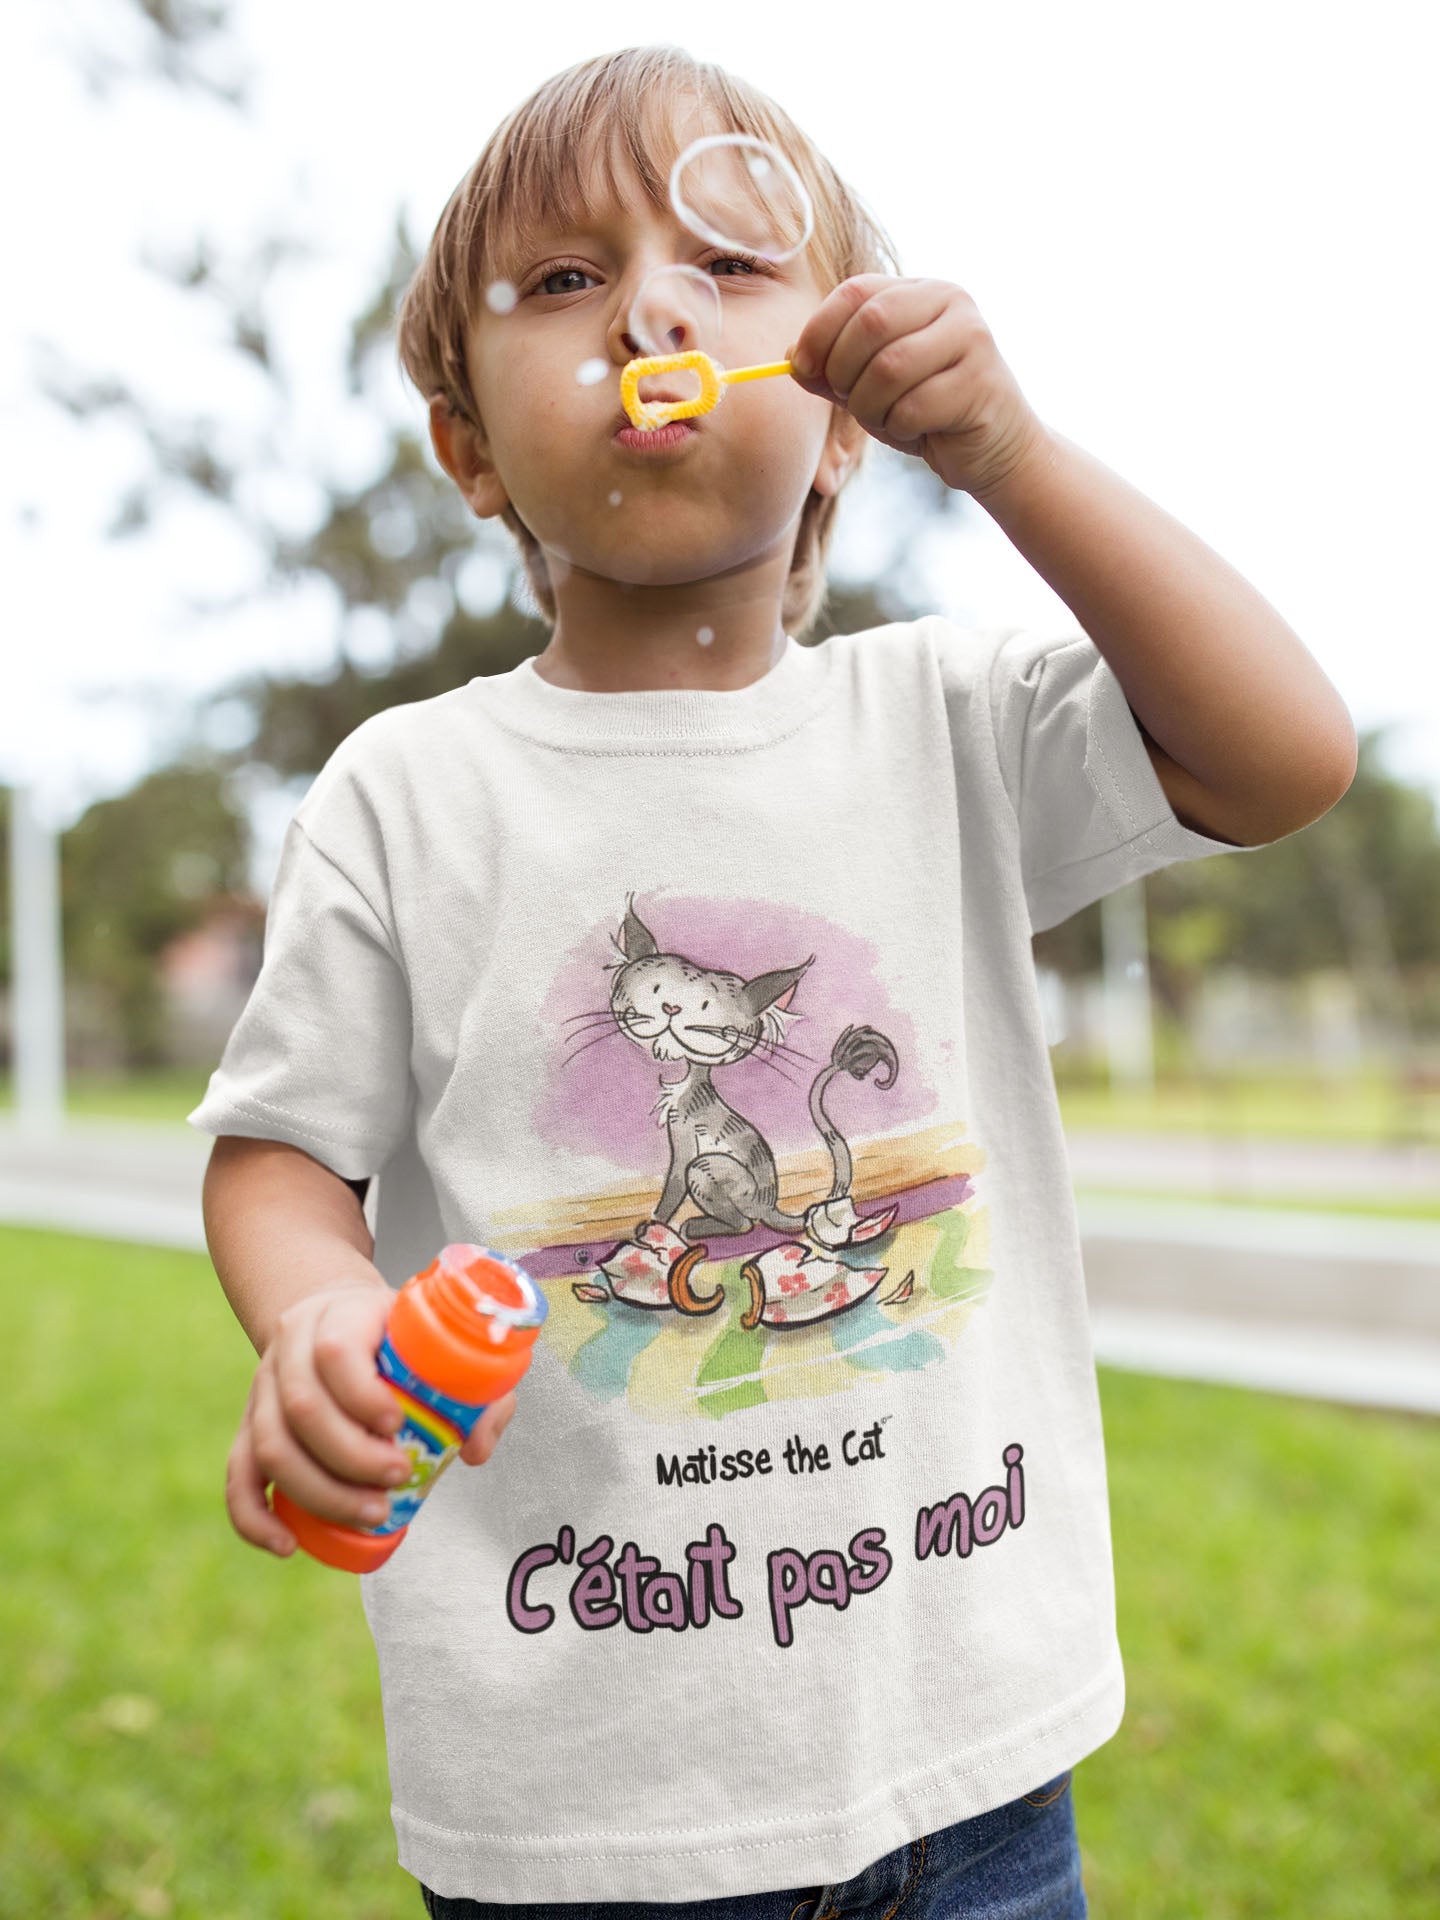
[488,94,703,263]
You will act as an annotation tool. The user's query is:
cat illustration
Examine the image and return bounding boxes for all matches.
[568,896,906,1329]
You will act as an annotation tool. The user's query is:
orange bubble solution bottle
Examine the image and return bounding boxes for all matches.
[272,1244,548,1573]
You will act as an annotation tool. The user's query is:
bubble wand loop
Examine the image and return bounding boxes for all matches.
[620,349,793,431]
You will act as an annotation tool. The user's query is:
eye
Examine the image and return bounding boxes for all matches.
[705,250,763,278]
[701,999,709,1010]
[531,261,599,297]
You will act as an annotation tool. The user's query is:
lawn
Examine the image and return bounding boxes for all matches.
[1055,1066,1440,1148]
[2,1225,1437,1917]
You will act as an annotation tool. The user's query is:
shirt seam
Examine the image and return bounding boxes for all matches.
[1025,812,1184,885]
[472,678,838,756]
[199,1089,398,1145]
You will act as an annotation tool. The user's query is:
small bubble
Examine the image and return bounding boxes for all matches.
[575,357,609,386]
[608,490,623,506]
[484,280,518,315]
[696,626,715,646]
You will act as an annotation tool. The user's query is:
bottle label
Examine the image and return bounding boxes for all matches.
[367,1333,489,1537]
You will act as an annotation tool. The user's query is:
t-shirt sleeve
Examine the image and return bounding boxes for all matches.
[187,813,414,1181]
[984,627,1284,934]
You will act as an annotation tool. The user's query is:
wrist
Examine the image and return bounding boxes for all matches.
[967,416,1058,514]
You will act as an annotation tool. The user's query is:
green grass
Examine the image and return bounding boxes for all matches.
[1074,1186,1440,1223]
[1,1228,408,1920]
[1082,1374,1440,1916]
[1055,1068,1440,1147]
[3,1225,1439,1917]
[0,1070,211,1126]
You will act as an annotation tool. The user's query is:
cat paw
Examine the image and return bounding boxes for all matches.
[804,1195,899,1250]
[739,1243,886,1329]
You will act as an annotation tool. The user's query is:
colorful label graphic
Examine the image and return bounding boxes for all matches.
[367,1334,488,1536]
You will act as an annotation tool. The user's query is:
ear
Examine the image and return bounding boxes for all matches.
[428,394,510,520]
[810,407,865,499]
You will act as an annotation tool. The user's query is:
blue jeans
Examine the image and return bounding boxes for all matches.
[419,1769,1086,1918]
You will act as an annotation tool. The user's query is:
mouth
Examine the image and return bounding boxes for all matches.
[611,391,705,437]
[612,418,700,454]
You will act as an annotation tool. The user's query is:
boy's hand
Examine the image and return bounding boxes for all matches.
[227,1280,517,1556]
[787,275,1049,501]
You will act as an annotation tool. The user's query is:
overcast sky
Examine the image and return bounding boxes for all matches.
[3,0,1437,847]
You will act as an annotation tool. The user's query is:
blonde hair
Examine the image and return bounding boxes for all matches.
[395,45,900,636]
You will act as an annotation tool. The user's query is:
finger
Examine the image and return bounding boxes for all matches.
[821,281,954,407]
[274,1310,409,1490]
[252,1356,401,1530]
[226,1401,297,1556]
[871,361,979,447]
[310,1292,411,1448]
[844,313,967,440]
[459,1389,518,1467]
[788,273,899,385]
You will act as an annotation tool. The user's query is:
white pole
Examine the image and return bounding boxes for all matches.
[9,782,66,1134]
[1100,880,1155,1093]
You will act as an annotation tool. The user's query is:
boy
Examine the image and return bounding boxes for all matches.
[191,44,1356,1917]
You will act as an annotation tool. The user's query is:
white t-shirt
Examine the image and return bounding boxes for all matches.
[189,618,1270,1903]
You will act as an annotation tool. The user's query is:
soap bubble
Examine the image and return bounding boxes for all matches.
[575,357,609,386]
[628,263,722,360]
[669,134,813,264]
[484,280,518,315]
[696,625,715,646]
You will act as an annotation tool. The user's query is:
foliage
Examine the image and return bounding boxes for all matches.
[57,764,252,1066]
[1034,727,1440,1032]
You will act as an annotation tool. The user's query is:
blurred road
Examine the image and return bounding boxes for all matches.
[1,1117,1437,1415]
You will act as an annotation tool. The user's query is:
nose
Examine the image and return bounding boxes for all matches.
[614,322,687,361]
[661,1001,681,1016]
[608,287,692,365]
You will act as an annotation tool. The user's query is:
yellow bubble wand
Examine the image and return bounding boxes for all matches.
[620,349,793,430]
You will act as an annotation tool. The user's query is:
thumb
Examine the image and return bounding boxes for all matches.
[459,1389,518,1466]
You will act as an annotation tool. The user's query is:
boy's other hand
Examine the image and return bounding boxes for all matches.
[226,1282,515,1556]
[787,274,1050,502]
[227,1281,407,1554]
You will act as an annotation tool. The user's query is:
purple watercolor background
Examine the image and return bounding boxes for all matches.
[533,890,935,1172]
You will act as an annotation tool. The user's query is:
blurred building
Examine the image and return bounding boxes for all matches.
[158,897,264,1065]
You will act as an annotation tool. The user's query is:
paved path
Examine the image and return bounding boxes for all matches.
[1,1119,1437,1414]
[1065,1126,1440,1199]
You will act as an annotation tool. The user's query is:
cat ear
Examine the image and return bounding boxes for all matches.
[619,893,659,960]
[740,955,815,1018]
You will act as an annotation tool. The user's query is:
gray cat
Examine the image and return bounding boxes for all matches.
[568,896,900,1317]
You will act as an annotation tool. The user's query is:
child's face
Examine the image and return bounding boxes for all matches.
[440,118,855,605]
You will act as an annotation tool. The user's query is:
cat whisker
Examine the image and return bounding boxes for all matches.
[563,1014,623,1038]
[689,1025,802,1088]
[563,1007,620,1027]
[698,1023,816,1069]
[561,1027,629,1067]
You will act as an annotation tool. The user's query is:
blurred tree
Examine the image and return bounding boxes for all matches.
[1033,723,1440,1033]
[59,765,251,1066]
[56,0,249,107]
